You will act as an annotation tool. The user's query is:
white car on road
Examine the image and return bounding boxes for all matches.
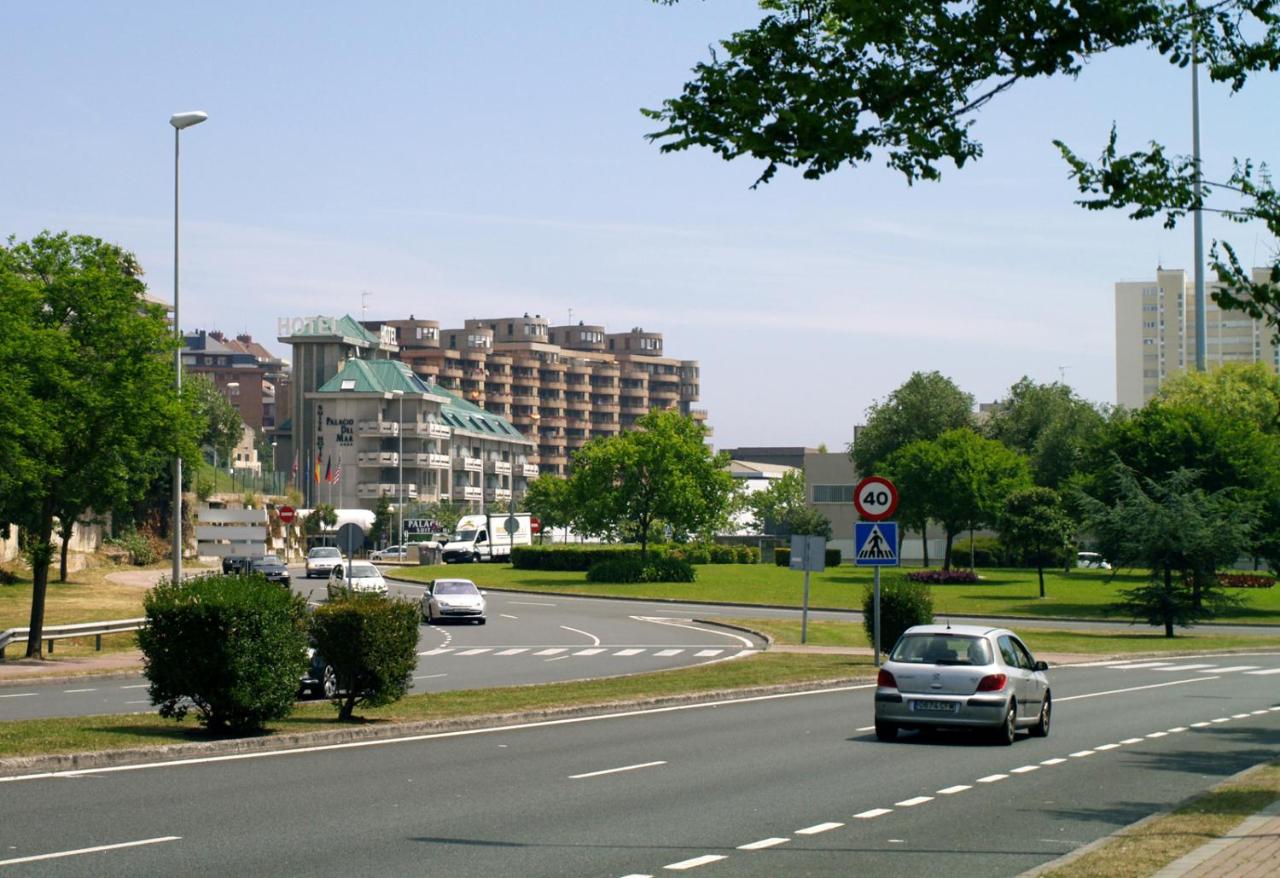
[370,545,409,561]
[305,547,344,579]
[422,579,486,624]
[327,561,389,599]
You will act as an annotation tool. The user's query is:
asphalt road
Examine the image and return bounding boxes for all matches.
[2,652,1277,876]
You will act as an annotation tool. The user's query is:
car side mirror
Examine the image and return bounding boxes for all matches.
[1034,660,1049,672]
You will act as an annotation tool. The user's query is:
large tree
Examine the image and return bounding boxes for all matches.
[568,409,734,559]
[188,373,243,464]
[984,378,1107,489]
[649,1,1280,330]
[999,486,1075,598]
[0,232,197,658]
[850,371,974,476]
[744,468,808,534]
[522,473,574,542]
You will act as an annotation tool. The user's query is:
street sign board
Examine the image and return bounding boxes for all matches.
[530,516,541,534]
[789,534,827,572]
[278,506,296,525]
[853,475,899,521]
[854,521,899,567]
[404,518,444,535]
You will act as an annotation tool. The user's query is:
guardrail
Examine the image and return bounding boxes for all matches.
[0,618,145,661]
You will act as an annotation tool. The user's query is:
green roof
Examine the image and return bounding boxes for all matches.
[285,314,380,346]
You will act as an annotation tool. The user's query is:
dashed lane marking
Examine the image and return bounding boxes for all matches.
[738,838,788,851]
[694,649,724,657]
[534,648,567,656]
[937,785,971,795]
[1245,668,1280,675]
[795,822,844,835]
[0,693,35,699]
[418,648,451,656]
[1095,744,1120,751]
[895,796,933,807]
[500,614,519,620]
[120,684,148,690]
[1109,661,1175,669]
[664,854,726,870]
[495,648,528,656]
[855,808,892,819]
[1070,750,1095,757]
[1168,727,1188,732]
[574,649,606,656]
[1121,738,1145,744]
[654,649,685,657]
[0,836,181,867]
[1010,766,1039,774]
[1153,664,1217,672]
[1251,710,1269,716]
[1212,717,1231,723]
[414,674,447,681]
[614,649,645,657]
[977,774,1008,783]
[570,761,666,780]
[1191,722,1213,728]
[1146,731,1168,738]
[1041,758,1067,766]
[1200,666,1261,673]
[1231,713,1251,719]
[455,648,492,656]
[63,688,97,694]
[857,725,875,732]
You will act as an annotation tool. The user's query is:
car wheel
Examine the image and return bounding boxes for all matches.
[471,552,481,563]
[478,618,486,625]
[322,665,338,699]
[874,720,897,742]
[424,608,434,625]
[1031,694,1051,738]
[994,701,1017,745]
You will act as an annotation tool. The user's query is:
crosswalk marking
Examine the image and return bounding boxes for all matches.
[695,649,724,657]
[654,649,685,657]
[494,648,528,656]
[574,648,606,656]
[418,648,451,656]
[1244,668,1280,675]
[613,648,644,656]
[455,648,492,656]
[534,648,567,656]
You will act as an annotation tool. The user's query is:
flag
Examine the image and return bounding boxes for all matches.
[324,456,332,483]
[314,453,322,484]
[333,459,342,485]
[291,453,299,482]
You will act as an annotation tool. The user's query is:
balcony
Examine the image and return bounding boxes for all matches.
[485,389,513,404]
[540,375,566,390]
[540,415,567,428]
[566,417,591,430]
[592,402,620,413]
[621,404,650,416]
[650,387,680,402]
[401,421,452,440]
[458,456,483,473]
[488,460,512,476]
[458,485,483,501]
[566,434,588,449]
[356,451,398,467]
[358,420,399,437]
[521,463,539,478]
[485,487,513,503]
[622,369,650,382]
[512,393,539,406]
[439,364,464,379]
[539,452,568,467]
[356,483,419,500]
[426,452,451,469]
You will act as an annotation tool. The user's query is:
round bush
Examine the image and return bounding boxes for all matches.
[138,573,309,733]
[309,594,420,721]
[586,555,696,583]
[862,580,934,656]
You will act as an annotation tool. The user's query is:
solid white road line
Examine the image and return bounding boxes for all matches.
[1010,766,1039,774]
[0,836,181,867]
[560,625,601,646]
[664,854,726,870]
[795,822,844,835]
[1056,676,1220,703]
[896,796,933,807]
[632,616,756,649]
[534,648,567,656]
[63,688,97,693]
[977,774,1008,783]
[937,785,971,795]
[0,693,35,699]
[1244,668,1280,675]
[570,760,667,780]
[574,649,606,656]
[614,649,645,657]
[694,649,724,657]
[1205,666,1261,674]
[738,838,789,851]
[654,649,685,657]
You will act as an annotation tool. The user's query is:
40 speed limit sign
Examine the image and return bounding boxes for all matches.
[853,475,899,521]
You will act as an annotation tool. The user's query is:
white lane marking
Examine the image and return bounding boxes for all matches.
[414,674,447,681]
[1271,706,1280,711]
[1109,661,1176,669]
[570,760,666,780]
[631,616,756,648]
[795,822,844,835]
[1146,731,1168,738]
[418,648,452,656]
[855,808,892,819]
[664,854,726,870]
[560,625,601,646]
[125,700,150,705]
[1212,717,1231,723]
[1120,738,1145,744]
[1154,664,1217,672]
[120,684,148,690]
[1041,758,1067,766]
[937,785,971,795]
[1056,676,1220,702]
[495,648,528,656]
[63,688,97,693]
[1231,713,1251,719]
[1244,668,1280,675]
[1168,726,1188,732]
[1070,751,1095,757]
[738,838,789,851]
[0,693,35,699]
[1251,710,1269,716]
[1205,666,1261,674]
[896,796,933,807]
[654,649,685,657]
[1191,722,1213,728]
[1096,744,1120,751]
[546,656,570,663]
[500,614,519,620]
[533,648,567,656]
[1010,765,1039,774]
[977,774,1008,783]
[574,648,606,656]
[0,683,878,785]
[614,649,645,657]
[694,649,724,657]
[455,648,492,656]
[619,874,652,878]
[857,725,875,732]
[507,600,557,606]
[0,836,181,866]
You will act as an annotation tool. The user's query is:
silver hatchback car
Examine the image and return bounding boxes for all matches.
[874,624,1051,745]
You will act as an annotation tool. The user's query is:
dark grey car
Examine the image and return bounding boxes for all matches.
[873,624,1051,745]
[249,554,291,586]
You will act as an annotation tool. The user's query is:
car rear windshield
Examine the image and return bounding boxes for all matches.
[310,548,340,558]
[435,582,478,595]
[349,563,380,578]
[890,634,992,666]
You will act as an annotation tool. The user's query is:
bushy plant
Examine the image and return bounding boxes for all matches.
[774,547,791,567]
[511,544,667,572]
[309,594,420,721]
[138,573,309,733]
[646,555,696,582]
[586,555,696,583]
[863,580,934,655]
[906,569,980,584]
[734,545,759,563]
[708,543,735,563]
[825,548,842,567]
[109,529,158,566]
[681,544,712,564]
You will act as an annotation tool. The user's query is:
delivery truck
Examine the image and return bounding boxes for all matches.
[441,513,533,563]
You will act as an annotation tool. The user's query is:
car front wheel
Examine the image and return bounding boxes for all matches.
[1031,694,1051,738]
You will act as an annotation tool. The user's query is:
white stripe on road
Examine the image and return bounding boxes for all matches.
[614,649,645,657]
[1231,713,1251,719]
[738,838,789,851]
[1244,668,1280,675]
[1146,731,1168,738]
[120,684,148,690]
[1203,666,1260,674]
[1070,751,1095,757]
[1041,758,1067,766]
[1096,744,1120,751]
[455,648,492,656]
[654,649,685,657]
[574,649,606,656]
[1212,717,1231,723]
[414,674,447,681]
[1191,722,1212,728]
[570,761,666,780]
[1251,710,1269,716]
[560,626,601,646]
[694,649,724,657]
[977,774,1007,783]
[533,648,567,656]
[1010,766,1039,774]
[857,725,875,732]
[125,700,150,705]
[855,808,892,819]
[1109,662,1176,669]
[664,854,726,870]
[937,785,971,795]
[63,688,97,693]
[1153,664,1217,672]
[500,614,519,620]
[0,693,35,699]
[1057,676,1220,703]
[795,822,844,835]
[418,648,452,656]
[495,648,528,656]
[895,796,933,807]
[1120,738,1145,744]
[508,601,557,606]
[1168,727,1188,732]
[0,836,181,867]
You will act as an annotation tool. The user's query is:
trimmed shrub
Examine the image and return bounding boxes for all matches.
[707,543,735,564]
[907,569,980,584]
[1219,573,1275,589]
[681,544,712,564]
[511,544,666,572]
[775,547,791,567]
[586,555,696,583]
[646,555,696,582]
[309,594,420,721]
[825,548,842,568]
[138,573,309,733]
[863,580,934,655]
[734,545,759,564]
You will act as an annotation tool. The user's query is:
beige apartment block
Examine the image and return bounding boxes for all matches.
[363,314,705,476]
[1116,267,1278,409]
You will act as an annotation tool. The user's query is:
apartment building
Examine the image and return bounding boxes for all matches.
[1116,267,1278,409]
[362,314,706,476]
[183,329,289,434]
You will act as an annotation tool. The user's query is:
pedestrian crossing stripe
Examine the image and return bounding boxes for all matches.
[854,521,898,567]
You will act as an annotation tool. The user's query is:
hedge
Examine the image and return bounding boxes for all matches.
[586,555,696,583]
[864,580,934,654]
[774,547,842,568]
[514,543,758,570]
[666,543,760,565]
[309,594,420,721]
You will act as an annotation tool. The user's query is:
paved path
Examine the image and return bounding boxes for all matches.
[1153,798,1280,878]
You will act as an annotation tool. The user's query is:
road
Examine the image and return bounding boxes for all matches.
[1,652,1277,876]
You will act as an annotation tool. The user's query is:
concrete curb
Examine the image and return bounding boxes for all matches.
[0,667,142,689]
[0,675,869,779]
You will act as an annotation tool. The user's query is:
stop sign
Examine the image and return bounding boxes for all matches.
[530,516,541,534]
[278,506,296,525]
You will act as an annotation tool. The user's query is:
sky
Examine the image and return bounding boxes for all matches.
[4,2,1278,450]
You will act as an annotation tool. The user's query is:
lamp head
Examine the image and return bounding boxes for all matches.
[170,111,209,130]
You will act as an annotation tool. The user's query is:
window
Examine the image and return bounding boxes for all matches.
[812,485,854,503]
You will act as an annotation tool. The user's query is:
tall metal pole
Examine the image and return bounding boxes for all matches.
[873,567,882,668]
[1192,52,1207,371]
[398,392,405,549]
[171,126,183,585]
[801,567,811,644]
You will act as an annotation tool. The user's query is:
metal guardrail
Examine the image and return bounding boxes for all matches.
[0,618,145,661]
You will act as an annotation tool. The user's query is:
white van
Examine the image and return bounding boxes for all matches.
[1076,551,1111,570]
[442,513,533,563]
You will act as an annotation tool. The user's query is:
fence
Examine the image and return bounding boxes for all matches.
[0,618,145,661]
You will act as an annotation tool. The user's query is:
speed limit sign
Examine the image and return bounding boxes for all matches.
[854,475,899,521]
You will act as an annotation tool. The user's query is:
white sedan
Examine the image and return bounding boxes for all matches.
[422,579,486,624]
[370,545,408,561]
[327,561,389,599]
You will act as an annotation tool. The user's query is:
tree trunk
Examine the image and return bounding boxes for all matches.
[24,506,56,659]
[921,521,929,568]
[1037,563,1045,598]
[968,527,975,570]
[1163,564,1175,638]
[339,691,356,721]
[58,519,73,583]
[943,530,955,571]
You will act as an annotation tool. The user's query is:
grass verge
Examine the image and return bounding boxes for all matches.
[726,618,1280,656]
[1038,761,1280,878]
[0,652,869,760]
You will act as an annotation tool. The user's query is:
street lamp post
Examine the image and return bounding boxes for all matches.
[392,390,405,549]
[169,110,208,586]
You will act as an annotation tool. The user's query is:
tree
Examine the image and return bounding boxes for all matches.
[788,507,832,540]
[649,2,1280,330]
[1154,363,1280,433]
[1080,467,1251,636]
[983,378,1107,489]
[309,594,420,721]
[850,371,974,477]
[188,373,243,463]
[522,474,574,542]
[745,468,807,534]
[568,410,734,559]
[304,503,338,537]
[999,487,1075,598]
[0,233,197,659]
[369,496,393,547]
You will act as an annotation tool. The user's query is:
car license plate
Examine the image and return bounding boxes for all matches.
[912,700,955,713]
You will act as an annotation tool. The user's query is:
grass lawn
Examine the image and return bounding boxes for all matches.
[724,618,1280,656]
[393,563,1280,625]
[0,652,868,759]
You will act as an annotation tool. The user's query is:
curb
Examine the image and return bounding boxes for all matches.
[0,667,142,689]
[0,675,868,779]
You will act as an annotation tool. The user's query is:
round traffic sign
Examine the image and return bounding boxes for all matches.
[853,476,898,521]
[504,515,520,535]
[278,506,296,525]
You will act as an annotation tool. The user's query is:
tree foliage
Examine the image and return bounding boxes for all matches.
[999,486,1075,597]
[523,474,574,541]
[850,371,974,477]
[304,503,338,536]
[188,373,243,462]
[309,594,420,721]
[744,468,808,534]
[984,378,1107,489]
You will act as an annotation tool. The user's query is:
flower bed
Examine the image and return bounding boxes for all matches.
[906,569,979,585]
[1218,573,1275,589]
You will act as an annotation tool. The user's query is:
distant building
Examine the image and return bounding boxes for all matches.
[724,459,795,535]
[183,330,288,434]
[721,447,816,470]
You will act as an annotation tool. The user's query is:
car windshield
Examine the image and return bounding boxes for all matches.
[253,556,282,567]
[435,582,478,595]
[348,563,380,578]
[454,529,478,542]
[310,548,340,558]
[890,634,992,666]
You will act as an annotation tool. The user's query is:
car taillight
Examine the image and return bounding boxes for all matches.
[976,673,1007,692]
[877,669,897,688]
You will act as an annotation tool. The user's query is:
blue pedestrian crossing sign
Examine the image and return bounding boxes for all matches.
[854,521,898,567]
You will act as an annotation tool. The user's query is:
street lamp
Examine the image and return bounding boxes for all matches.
[392,389,405,549]
[169,110,208,586]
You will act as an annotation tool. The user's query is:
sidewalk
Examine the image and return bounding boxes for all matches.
[1153,798,1280,877]
[0,649,144,685]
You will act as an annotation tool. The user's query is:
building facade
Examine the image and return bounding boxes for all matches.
[183,330,289,434]
[1115,267,1279,409]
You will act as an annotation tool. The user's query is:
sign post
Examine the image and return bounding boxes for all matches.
[854,476,900,667]
[789,534,826,643]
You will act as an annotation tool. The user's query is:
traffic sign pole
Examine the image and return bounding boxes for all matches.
[874,567,881,667]
[802,566,811,644]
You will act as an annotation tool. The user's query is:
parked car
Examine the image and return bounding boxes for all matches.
[305,546,344,578]
[222,554,253,574]
[298,647,337,699]
[1076,551,1112,570]
[370,545,408,561]
[248,554,291,586]
[327,561,388,599]
[421,578,486,624]
[873,624,1051,745]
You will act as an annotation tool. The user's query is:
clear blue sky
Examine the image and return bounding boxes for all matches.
[4,2,1277,449]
